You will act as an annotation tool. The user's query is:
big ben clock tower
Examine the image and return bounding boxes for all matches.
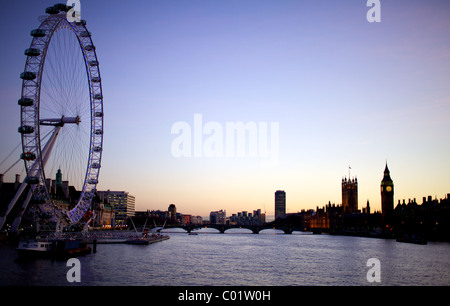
[380,163,394,223]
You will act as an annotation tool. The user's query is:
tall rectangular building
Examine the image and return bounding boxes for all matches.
[98,190,135,226]
[275,190,286,220]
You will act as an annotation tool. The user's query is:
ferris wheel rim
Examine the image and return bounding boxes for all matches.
[19,10,103,225]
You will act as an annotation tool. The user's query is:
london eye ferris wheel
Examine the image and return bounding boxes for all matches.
[2,3,104,231]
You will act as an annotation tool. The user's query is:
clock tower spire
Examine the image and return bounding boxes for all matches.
[380,162,394,225]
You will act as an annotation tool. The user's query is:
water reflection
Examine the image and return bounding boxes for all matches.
[1,233,449,286]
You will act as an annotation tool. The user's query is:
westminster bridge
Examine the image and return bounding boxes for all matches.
[161,224,321,235]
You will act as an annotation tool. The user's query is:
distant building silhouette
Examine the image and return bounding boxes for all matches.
[363,200,371,214]
[133,208,203,227]
[56,168,62,189]
[394,194,450,241]
[275,190,286,220]
[210,209,226,224]
[230,209,265,226]
[168,204,177,221]
[342,176,358,213]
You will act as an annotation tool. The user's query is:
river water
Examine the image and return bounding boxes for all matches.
[1,229,449,286]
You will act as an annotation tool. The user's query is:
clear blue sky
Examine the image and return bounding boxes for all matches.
[0,0,449,219]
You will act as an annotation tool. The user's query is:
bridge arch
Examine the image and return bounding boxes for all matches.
[223,228,253,234]
[195,227,221,234]
[161,227,188,233]
[259,228,285,235]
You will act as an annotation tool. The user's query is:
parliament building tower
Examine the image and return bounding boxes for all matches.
[380,163,394,222]
[342,176,358,213]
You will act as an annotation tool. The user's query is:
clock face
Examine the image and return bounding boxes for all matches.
[386,186,392,192]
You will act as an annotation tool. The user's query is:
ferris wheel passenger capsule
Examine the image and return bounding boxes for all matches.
[79,31,91,37]
[84,45,95,51]
[20,72,36,80]
[18,98,34,106]
[25,176,40,185]
[45,6,59,14]
[30,29,46,37]
[24,48,41,56]
[53,3,71,12]
[18,125,34,134]
[20,152,36,161]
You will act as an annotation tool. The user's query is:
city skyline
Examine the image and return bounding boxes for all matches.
[0,154,445,222]
[0,1,449,218]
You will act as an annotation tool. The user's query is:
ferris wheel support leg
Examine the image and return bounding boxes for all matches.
[9,188,33,233]
[0,181,29,230]
[41,126,61,168]
[1,126,62,232]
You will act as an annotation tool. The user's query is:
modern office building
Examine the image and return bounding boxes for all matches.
[168,204,177,221]
[210,209,226,224]
[275,190,286,220]
[97,190,135,226]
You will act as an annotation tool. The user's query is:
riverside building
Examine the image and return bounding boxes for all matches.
[97,190,135,226]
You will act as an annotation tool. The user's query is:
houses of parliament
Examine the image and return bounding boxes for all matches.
[341,163,394,219]
[275,164,450,242]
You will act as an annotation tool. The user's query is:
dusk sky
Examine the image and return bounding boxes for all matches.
[0,0,449,219]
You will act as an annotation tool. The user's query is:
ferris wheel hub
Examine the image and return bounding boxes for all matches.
[40,115,81,126]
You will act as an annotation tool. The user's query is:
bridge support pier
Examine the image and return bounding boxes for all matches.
[280,227,294,234]
[250,227,261,234]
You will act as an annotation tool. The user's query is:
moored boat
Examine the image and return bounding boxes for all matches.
[126,237,150,245]
[126,233,170,245]
[16,240,53,257]
[17,238,91,258]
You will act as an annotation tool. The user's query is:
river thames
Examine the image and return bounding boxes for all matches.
[0,229,449,286]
